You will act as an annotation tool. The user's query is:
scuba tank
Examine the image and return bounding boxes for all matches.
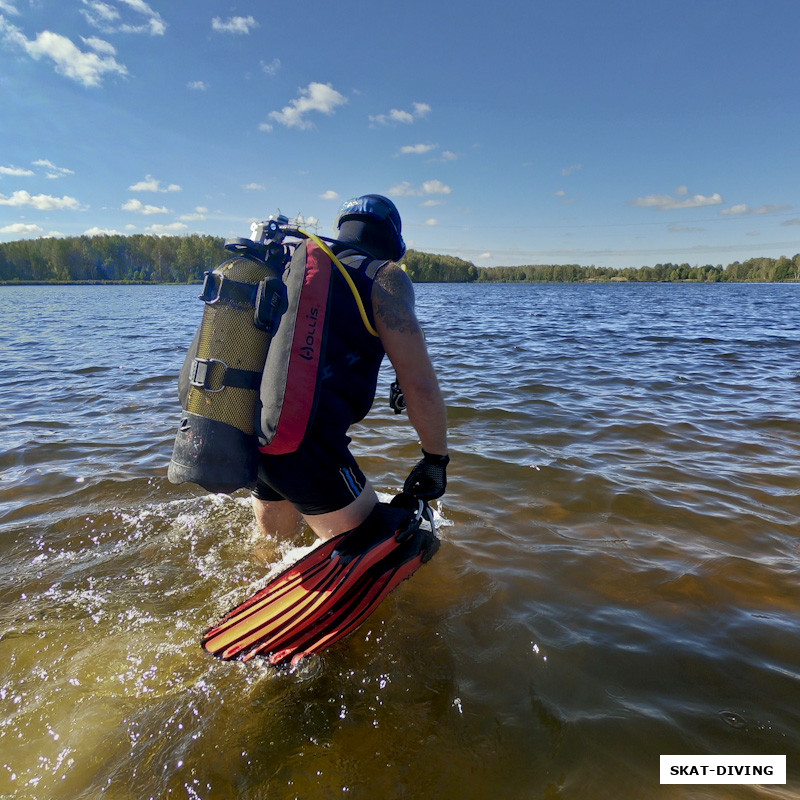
[167,218,290,493]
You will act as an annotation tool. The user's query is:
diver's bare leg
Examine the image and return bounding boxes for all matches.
[302,481,379,541]
[251,497,304,539]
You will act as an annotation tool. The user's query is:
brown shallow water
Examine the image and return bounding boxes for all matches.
[1,282,798,799]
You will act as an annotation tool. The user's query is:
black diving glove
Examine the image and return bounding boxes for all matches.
[403,449,450,501]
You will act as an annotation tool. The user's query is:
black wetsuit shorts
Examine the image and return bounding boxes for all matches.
[252,426,367,516]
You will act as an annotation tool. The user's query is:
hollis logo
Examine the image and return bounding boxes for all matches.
[298,307,319,360]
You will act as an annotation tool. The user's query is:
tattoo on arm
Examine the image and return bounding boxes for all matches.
[376,294,420,332]
[374,266,422,334]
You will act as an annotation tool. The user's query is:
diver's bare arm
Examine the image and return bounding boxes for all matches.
[373,264,448,455]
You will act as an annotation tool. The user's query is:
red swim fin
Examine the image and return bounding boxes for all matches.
[268,523,439,667]
[201,497,438,664]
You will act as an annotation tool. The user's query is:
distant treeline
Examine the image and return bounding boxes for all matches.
[0,234,228,283]
[1,234,799,284]
[474,257,800,283]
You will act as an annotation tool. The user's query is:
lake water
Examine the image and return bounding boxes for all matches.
[1,281,798,799]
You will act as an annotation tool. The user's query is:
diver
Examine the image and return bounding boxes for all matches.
[250,194,449,541]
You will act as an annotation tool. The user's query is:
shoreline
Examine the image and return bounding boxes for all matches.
[2,278,799,287]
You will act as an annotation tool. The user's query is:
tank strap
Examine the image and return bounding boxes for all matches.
[199,271,258,307]
[200,270,287,335]
[189,358,261,392]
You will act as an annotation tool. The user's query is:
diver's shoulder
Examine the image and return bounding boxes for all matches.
[375,260,414,296]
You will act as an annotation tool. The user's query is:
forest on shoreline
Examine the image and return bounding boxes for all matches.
[1,233,799,284]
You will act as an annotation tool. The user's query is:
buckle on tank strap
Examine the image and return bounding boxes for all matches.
[199,272,222,304]
[189,358,261,392]
[189,358,226,392]
[199,271,259,307]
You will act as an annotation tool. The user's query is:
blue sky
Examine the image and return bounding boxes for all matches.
[1,0,799,269]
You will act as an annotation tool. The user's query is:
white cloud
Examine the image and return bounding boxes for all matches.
[632,191,723,210]
[720,203,790,216]
[320,190,339,200]
[122,198,169,214]
[146,222,189,235]
[781,217,800,227]
[81,0,166,35]
[187,80,207,91]
[80,1,118,27]
[84,226,122,236]
[0,2,21,15]
[370,102,431,126]
[261,58,280,76]
[421,199,441,207]
[0,165,34,176]
[423,218,438,226]
[1,222,43,236]
[422,179,451,195]
[179,207,208,221]
[389,110,414,124]
[561,163,582,176]
[33,159,74,178]
[266,82,347,130]
[440,150,458,161]
[388,181,416,196]
[128,174,181,193]
[0,190,82,209]
[0,20,127,86]
[81,35,116,55]
[244,182,266,191]
[212,16,258,34]
[398,143,437,156]
[120,0,161,17]
[554,189,577,205]
[720,204,748,216]
[389,180,452,197]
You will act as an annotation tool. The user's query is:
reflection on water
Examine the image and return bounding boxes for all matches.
[1,282,799,799]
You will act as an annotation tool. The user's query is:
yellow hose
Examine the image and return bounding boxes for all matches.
[301,231,379,338]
